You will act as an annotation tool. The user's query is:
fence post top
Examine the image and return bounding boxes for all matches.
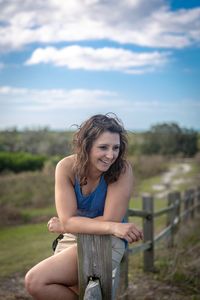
[168,190,180,195]
[142,193,153,198]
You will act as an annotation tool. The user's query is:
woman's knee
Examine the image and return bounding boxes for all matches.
[25,268,43,296]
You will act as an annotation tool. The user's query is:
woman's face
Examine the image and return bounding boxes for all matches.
[89,131,120,174]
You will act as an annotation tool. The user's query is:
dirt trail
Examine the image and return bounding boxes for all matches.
[152,162,192,199]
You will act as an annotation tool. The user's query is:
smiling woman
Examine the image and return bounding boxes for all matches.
[24,113,143,300]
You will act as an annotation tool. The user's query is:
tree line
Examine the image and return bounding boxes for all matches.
[140,123,198,157]
[0,123,199,173]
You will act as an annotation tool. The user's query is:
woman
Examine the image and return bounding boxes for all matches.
[25,113,143,300]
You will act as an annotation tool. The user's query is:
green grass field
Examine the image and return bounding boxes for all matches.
[0,195,169,279]
[0,158,199,281]
[0,223,56,278]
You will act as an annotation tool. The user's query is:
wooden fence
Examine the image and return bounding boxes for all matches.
[77,186,200,299]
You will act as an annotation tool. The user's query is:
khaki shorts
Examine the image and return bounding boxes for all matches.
[54,233,125,270]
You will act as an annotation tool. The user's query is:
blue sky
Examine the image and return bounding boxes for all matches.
[0,0,200,131]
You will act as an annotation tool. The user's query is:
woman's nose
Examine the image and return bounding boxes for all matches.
[106,150,114,159]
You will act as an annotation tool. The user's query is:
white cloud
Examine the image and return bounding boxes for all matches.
[0,85,199,129]
[25,45,170,73]
[1,85,199,111]
[0,0,200,52]
[0,85,121,110]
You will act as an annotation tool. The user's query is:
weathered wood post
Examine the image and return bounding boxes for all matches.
[142,194,154,272]
[197,186,200,214]
[184,189,190,222]
[116,212,129,300]
[77,234,112,300]
[175,191,181,228]
[166,192,177,247]
[116,251,128,300]
[189,189,195,219]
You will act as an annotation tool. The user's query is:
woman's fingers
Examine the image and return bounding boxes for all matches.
[127,230,141,243]
[127,233,137,243]
[120,223,143,243]
[47,217,60,232]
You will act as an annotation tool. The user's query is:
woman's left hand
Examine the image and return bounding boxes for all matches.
[47,217,64,233]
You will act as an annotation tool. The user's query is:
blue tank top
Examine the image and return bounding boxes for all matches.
[74,175,127,247]
[74,175,107,218]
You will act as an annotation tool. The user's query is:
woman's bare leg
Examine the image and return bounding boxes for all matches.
[25,245,78,300]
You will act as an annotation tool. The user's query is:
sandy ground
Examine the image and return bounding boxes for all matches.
[152,163,192,199]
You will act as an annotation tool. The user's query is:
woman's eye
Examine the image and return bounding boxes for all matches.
[98,145,119,151]
[113,146,120,151]
[99,146,107,150]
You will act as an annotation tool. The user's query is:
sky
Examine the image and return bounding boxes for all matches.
[0,0,200,131]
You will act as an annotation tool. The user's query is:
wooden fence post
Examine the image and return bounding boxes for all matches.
[197,186,200,214]
[117,251,129,300]
[189,189,195,219]
[175,191,181,228]
[184,190,190,222]
[116,212,129,300]
[166,192,177,247]
[77,234,112,300]
[142,194,154,272]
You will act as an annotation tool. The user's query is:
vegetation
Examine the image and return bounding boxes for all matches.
[0,223,54,278]
[0,128,73,156]
[127,219,200,299]
[0,124,199,299]
[0,170,56,226]
[141,123,198,156]
[0,124,199,227]
[0,152,47,173]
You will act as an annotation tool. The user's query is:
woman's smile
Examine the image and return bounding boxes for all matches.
[99,158,112,169]
[100,159,111,165]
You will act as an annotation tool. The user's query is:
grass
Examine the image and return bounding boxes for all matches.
[156,219,200,295]
[137,175,163,195]
[21,205,56,221]
[0,193,169,280]
[0,170,54,208]
[129,193,168,233]
[0,223,57,278]
[126,218,200,299]
[0,156,199,283]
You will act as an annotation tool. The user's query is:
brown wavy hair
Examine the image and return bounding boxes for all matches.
[73,113,128,185]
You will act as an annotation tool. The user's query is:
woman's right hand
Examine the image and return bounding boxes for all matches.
[112,222,143,243]
[47,216,64,233]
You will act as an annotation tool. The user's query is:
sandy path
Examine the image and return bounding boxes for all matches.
[152,163,192,199]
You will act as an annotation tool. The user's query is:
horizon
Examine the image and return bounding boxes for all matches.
[1,123,199,133]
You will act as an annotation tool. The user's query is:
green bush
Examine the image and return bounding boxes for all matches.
[0,152,47,173]
[141,123,198,157]
[0,128,73,156]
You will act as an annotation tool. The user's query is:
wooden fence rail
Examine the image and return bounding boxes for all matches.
[77,186,200,299]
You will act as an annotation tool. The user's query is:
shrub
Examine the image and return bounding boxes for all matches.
[141,123,198,157]
[0,152,46,173]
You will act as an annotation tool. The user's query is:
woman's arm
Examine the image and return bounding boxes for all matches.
[49,157,142,243]
[95,162,143,241]
[53,157,111,235]
[102,162,133,222]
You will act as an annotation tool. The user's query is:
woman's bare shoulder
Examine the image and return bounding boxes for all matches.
[120,160,133,178]
[109,160,133,187]
[57,154,76,167]
[56,155,76,184]
[126,160,133,174]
